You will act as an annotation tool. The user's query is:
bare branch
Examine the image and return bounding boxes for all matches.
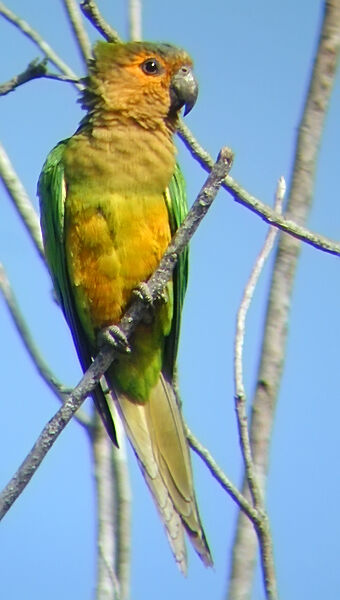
[0,2,82,89]
[92,414,121,600]
[0,142,44,261]
[0,263,66,398]
[234,177,285,508]
[0,148,232,520]
[0,347,107,519]
[91,381,131,600]
[255,516,278,600]
[230,178,285,600]
[188,423,278,600]
[0,58,48,95]
[0,263,91,428]
[61,0,92,63]
[227,2,340,599]
[178,122,340,257]
[0,62,82,96]
[41,72,83,85]
[186,427,258,523]
[110,412,131,600]
[129,0,142,41]
[80,0,121,42]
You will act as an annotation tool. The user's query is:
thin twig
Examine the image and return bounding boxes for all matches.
[0,263,91,428]
[0,58,48,95]
[41,73,83,85]
[256,517,278,600]
[0,142,44,261]
[80,0,121,42]
[0,148,232,520]
[0,264,66,398]
[0,346,110,519]
[129,0,142,41]
[0,64,82,96]
[234,177,285,510]
[0,2,82,89]
[178,121,340,258]
[61,0,92,63]
[231,178,285,600]
[186,426,258,523]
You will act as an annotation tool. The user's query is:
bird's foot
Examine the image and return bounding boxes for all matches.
[133,282,154,306]
[132,282,168,325]
[98,325,131,354]
[133,282,168,305]
[132,282,155,324]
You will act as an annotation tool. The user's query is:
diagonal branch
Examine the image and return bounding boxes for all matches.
[0,58,48,95]
[0,147,233,521]
[0,142,45,261]
[0,2,82,89]
[80,0,122,42]
[186,427,258,523]
[61,0,92,63]
[178,122,340,257]
[0,262,91,428]
[0,63,82,96]
[0,263,67,398]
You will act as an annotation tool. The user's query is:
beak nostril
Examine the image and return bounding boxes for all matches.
[170,65,198,116]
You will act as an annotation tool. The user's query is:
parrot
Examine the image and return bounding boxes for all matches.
[38,40,212,573]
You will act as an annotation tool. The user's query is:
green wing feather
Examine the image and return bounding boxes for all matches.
[38,142,118,444]
[163,163,189,379]
[39,142,80,340]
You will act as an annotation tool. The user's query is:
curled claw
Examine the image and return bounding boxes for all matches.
[133,282,154,306]
[133,282,168,305]
[98,325,131,354]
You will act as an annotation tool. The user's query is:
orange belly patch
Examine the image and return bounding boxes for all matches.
[65,191,171,336]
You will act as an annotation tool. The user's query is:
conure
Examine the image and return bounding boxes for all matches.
[38,41,212,573]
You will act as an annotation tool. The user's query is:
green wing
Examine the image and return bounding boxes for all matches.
[38,142,117,444]
[163,163,189,379]
[39,142,81,344]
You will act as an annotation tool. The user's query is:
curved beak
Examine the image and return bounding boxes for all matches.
[170,66,198,116]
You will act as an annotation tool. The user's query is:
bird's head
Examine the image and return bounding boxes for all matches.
[82,41,198,130]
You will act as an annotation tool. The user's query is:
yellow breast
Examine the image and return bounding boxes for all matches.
[62,124,175,341]
[65,190,171,335]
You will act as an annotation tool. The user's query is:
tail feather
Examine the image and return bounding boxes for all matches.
[109,369,213,572]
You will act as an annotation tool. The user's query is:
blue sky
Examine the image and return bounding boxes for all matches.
[1,1,340,598]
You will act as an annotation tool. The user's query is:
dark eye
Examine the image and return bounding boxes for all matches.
[141,58,163,75]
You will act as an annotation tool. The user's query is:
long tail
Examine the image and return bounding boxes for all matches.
[107,370,213,573]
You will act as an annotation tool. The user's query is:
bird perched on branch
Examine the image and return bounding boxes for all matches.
[38,40,212,573]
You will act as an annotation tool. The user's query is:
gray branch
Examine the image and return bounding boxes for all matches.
[0,2,81,88]
[80,0,122,42]
[178,122,340,258]
[61,0,92,63]
[0,142,44,260]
